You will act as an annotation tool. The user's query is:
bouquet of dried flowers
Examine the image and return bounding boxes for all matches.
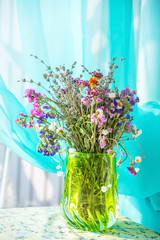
[15,56,144,176]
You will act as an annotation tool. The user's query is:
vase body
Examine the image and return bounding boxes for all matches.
[60,152,119,232]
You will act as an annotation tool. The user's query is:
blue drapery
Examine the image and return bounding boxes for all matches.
[0,0,160,232]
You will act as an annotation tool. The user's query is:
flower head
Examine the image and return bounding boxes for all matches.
[57,171,64,177]
[89,76,98,87]
[49,122,58,131]
[57,127,65,135]
[87,88,102,98]
[135,156,142,163]
[101,129,109,136]
[108,149,112,154]
[69,148,76,158]
[92,71,103,79]
[99,135,106,148]
[109,91,116,99]
[101,186,108,192]
[76,80,89,88]
[81,97,89,105]
[127,166,137,176]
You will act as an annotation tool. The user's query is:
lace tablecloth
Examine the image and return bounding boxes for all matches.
[0,206,159,239]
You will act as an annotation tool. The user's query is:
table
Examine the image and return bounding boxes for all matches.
[0,206,159,239]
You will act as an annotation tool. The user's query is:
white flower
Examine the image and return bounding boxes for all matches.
[96,109,103,117]
[69,148,76,158]
[56,165,61,170]
[135,168,140,173]
[102,129,109,135]
[34,123,41,131]
[48,122,58,131]
[56,127,65,135]
[109,92,116,99]
[132,125,142,138]
[57,171,64,176]
[108,184,112,188]
[135,156,142,163]
[132,124,137,131]
[101,186,108,192]
[133,129,142,138]
[116,100,123,109]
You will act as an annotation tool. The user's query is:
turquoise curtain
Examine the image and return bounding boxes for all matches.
[0,0,160,233]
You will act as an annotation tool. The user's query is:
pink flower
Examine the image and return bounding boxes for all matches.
[99,135,106,148]
[30,104,44,117]
[34,98,38,103]
[96,98,102,103]
[109,128,112,133]
[121,151,125,156]
[81,98,89,105]
[28,97,33,103]
[108,149,112,154]
[112,153,117,158]
[88,89,103,99]
[92,71,103,79]
[110,114,113,118]
[105,91,109,97]
[101,115,107,123]
[19,112,24,116]
[111,103,115,107]
[105,108,108,113]
[117,159,122,166]
[14,118,19,124]
[91,114,98,123]
[100,106,105,110]
[76,80,89,88]
[24,89,41,103]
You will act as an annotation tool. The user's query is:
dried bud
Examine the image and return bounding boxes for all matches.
[43,74,48,79]
[55,74,59,78]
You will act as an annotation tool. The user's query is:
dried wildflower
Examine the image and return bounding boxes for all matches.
[89,76,98,87]
[15,58,144,176]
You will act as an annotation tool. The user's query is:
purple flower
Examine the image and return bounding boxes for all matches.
[126,114,130,119]
[42,106,51,109]
[40,131,45,135]
[37,148,43,153]
[136,97,140,102]
[114,100,118,106]
[127,166,137,176]
[46,113,55,119]
[130,100,135,106]
[60,89,67,93]
[37,120,42,124]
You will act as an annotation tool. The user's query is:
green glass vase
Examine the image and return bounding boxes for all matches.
[60,152,119,232]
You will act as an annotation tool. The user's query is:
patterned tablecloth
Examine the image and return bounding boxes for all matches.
[0,206,159,240]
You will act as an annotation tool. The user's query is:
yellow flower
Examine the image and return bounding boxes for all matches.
[89,77,98,87]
